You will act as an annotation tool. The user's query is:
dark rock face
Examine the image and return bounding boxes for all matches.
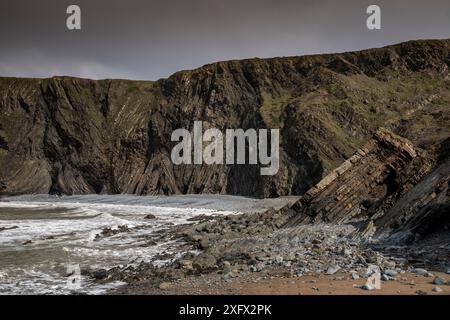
[286,128,449,247]
[369,139,450,244]
[1,39,450,197]
[285,128,434,225]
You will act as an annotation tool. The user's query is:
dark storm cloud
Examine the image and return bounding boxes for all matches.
[1,0,449,80]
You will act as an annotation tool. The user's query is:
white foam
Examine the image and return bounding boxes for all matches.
[0,194,297,294]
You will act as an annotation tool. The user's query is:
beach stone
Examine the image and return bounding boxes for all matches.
[179,259,193,270]
[364,250,384,265]
[413,268,430,276]
[92,269,108,280]
[381,274,391,281]
[222,261,231,274]
[432,286,443,293]
[192,253,217,272]
[199,236,210,250]
[351,272,360,280]
[189,234,203,242]
[383,260,396,269]
[432,276,446,285]
[144,214,156,219]
[159,282,171,290]
[415,289,428,295]
[255,263,265,272]
[275,255,284,264]
[383,269,398,277]
[360,284,374,291]
[326,264,341,275]
[364,265,380,277]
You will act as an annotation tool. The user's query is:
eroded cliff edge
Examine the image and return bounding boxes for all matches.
[0,39,449,197]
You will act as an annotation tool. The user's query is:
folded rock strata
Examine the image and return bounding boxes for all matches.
[1,39,450,197]
[285,129,449,246]
[286,128,432,223]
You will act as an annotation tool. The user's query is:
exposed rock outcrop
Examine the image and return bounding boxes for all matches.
[1,39,450,197]
[285,128,449,252]
[368,138,450,244]
[286,128,434,225]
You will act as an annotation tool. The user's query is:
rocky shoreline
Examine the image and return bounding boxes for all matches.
[71,204,447,295]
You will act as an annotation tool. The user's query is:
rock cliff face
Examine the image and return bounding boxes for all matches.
[285,128,433,225]
[368,138,450,244]
[285,129,449,246]
[0,39,450,197]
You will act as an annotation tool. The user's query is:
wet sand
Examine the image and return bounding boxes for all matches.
[112,270,449,295]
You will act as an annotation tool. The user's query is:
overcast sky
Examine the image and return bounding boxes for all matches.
[1,0,449,80]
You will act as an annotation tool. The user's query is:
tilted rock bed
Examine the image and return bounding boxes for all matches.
[90,131,450,290]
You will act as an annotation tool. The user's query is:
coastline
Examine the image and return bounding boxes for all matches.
[95,208,449,295]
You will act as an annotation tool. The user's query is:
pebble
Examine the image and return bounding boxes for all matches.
[92,269,107,280]
[326,264,341,275]
[275,255,284,264]
[364,265,380,277]
[159,282,171,290]
[432,276,446,285]
[222,261,231,275]
[381,274,391,281]
[432,286,443,293]
[199,237,209,249]
[413,268,431,276]
[351,272,360,280]
[415,289,427,295]
[360,284,374,291]
[383,269,398,277]
[179,260,193,270]
[384,260,396,269]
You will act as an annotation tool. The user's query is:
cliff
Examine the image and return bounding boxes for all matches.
[1,39,450,197]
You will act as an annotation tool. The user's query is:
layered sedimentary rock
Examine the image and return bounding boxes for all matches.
[1,39,450,197]
[286,129,449,247]
[285,128,433,225]
[367,138,450,244]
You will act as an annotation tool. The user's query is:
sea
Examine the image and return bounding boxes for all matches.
[0,194,296,295]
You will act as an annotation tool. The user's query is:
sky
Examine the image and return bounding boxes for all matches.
[1,0,449,80]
